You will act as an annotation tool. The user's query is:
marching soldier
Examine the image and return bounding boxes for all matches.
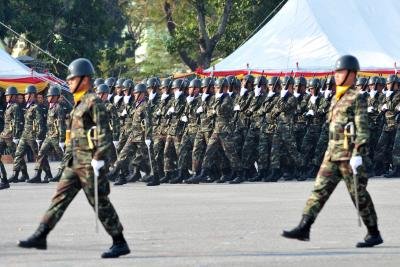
[282,55,383,248]
[170,78,201,183]
[0,87,24,190]
[8,85,46,183]
[250,77,280,182]
[116,79,134,154]
[266,76,300,181]
[146,78,173,186]
[160,78,187,183]
[31,86,67,183]
[18,58,130,258]
[110,83,149,186]
[293,77,309,151]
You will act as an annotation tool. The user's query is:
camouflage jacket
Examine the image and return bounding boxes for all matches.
[234,90,253,129]
[129,99,149,142]
[326,87,368,161]
[210,94,234,134]
[153,94,173,136]
[69,91,112,164]
[0,102,24,139]
[0,103,5,133]
[104,101,120,141]
[380,91,400,131]
[367,91,382,127]
[246,93,266,129]
[146,93,161,139]
[183,95,201,135]
[21,102,46,140]
[305,96,325,126]
[46,103,67,142]
[198,94,215,133]
[294,93,310,124]
[119,97,135,135]
[260,92,280,133]
[167,93,186,136]
[271,92,297,125]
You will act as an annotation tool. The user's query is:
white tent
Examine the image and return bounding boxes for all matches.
[206,0,400,75]
[0,47,37,78]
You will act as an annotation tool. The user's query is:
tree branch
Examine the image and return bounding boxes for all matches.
[210,0,233,48]
[193,0,210,53]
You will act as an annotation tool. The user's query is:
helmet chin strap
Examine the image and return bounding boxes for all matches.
[339,70,350,86]
[73,76,85,93]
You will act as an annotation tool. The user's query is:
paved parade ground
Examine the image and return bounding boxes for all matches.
[1,163,400,267]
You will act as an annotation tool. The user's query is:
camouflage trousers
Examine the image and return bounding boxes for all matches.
[0,137,16,178]
[241,127,260,170]
[41,163,124,236]
[57,148,72,174]
[293,122,307,151]
[34,136,63,173]
[303,155,378,227]
[367,124,381,163]
[374,129,396,167]
[117,129,129,154]
[391,127,400,166]
[163,135,181,173]
[300,124,322,167]
[13,137,39,172]
[178,131,196,171]
[270,123,301,169]
[257,130,274,170]
[192,131,212,173]
[153,135,167,178]
[232,126,247,159]
[115,135,148,175]
[202,132,242,171]
[311,123,329,167]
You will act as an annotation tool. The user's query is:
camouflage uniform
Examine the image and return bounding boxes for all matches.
[269,92,301,175]
[41,91,124,236]
[374,91,400,173]
[34,102,67,175]
[367,90,383,170]
[117,97,134,154]
[0,102,24,179]
[12,101,46,177]
[303,87,378,229]
[163,93,186,175]
[201,94,242,173]
[104,100,120,163]
[293,93,310,151]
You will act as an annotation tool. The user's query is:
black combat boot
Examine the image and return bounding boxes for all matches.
[281,215,315,241]
[249,169,267,182]
[127,167,141,183]
[229,170,244,184]
[101,234,130,258]
[0,177,10,190]
[264,168,281,182]
[50,169,62,182]
[185,169,209,184]
[106,166,120,182]
[27,170,42,183]
[42,169,52,183]
[160,171,173,183]
[20,169,30,182]
[8,170,20,183]
[384,165,400,178]
[18,223,50,249]
[170,168,189,184]
[146,174,160,186]
[114,171,127,186]
[216,168,234,183]
[356,225,383,248]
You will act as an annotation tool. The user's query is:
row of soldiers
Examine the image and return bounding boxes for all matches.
[1,72,399,190]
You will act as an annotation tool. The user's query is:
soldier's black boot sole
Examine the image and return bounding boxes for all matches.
[101,242,130,258]
[18,237,47,250]
[356,232,383,248]
[0,181,10,190]
[281,228,310,241]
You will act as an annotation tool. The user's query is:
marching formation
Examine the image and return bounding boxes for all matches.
[1,64,400,190]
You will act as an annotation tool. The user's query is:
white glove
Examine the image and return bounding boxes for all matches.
[310,95,318,104]
[180,115,188,122]
[381,104,388,111]
[367,106,374,113]
[113,141,119,148]
[215,93,223,99]
[306,110,315,116]
[234,104,240,111]
[145,139,152,147]
[349,156,362,175]
[167,106,175,115]
[196,106,203,114]
[91,159,105,177]
[121,109,127,116]
[59,142,65,151]
[397,105,400,111]
[13,139,19,145]
[385,90,393,98]
[156,109,161,116]
[36,140,42,147]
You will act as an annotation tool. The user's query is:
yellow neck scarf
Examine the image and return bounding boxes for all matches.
[335,85,350,100]
[73,88,87,103]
